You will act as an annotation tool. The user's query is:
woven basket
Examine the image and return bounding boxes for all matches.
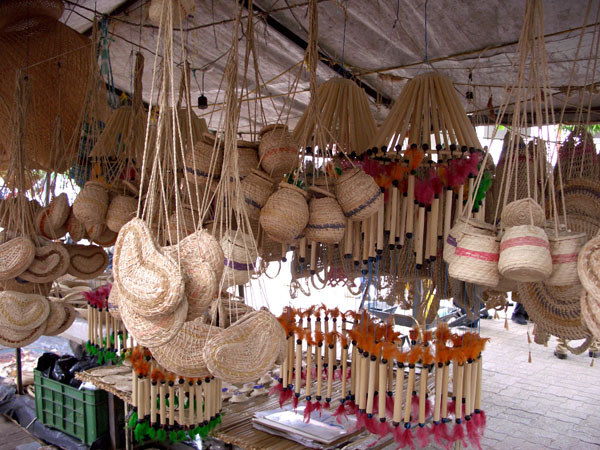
[43,301,66,336]
[1,278,51,296]
[555,129,599,184]
[577,236,600,302]
[443,217,496,263]
[73,181,109,226]
[0,291,49,331]
[203,310,286,383]
[260,182,309,244]
[113,218,185,317]
[258,124,299,182]
[0,321,45,348]
[544,230,586,286]
[499,225,552,282]
[184,132,223,191]
[65,210,85,242]
[119,290,188,348]
[209,299,255,329]
[238,169,274,221]
[36,208,67,240]
[93,227,118,247]
[580,290,600,341]
[46,193,70,229]
[20,242,70,283]
[238,140,259,179]
[448,230,500,287]
[85,223,104,242]
[184,229,225,282]
[335,168,383,221]
[501,197,545,228]
[66,244,109,280]
[221,231,258,288]
[558,177,600,220]
[517,282,591,341]
[0,236,36,281]
[305,188,346,244]
[106,195,137,233]
[312,175,336,194]
[149,319,218,378]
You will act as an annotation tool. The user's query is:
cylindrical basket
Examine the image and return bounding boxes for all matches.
[72,181,108,226]
[106,195,137,233]
[335,167,383,221]
[258,124,298,182]
[443,217,496,263]
[237,140,259,180]
[238,169,274,221]
[448,230,500,287]
[544,230,586,286]
[184,132,223,191]
[259,182,309,244]
[221,231,258,288]
[499,225,552,282]
[501,197,545,228]
[305,188,346,244]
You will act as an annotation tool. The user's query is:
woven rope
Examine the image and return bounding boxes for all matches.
[66,244,108,280]
[499,225,552,282]
[0,291,49,330]
[20,242,70,283]
[0,237,36,281]
[203,310,286,383]
[113,218,185,317]
[259,183,309,244]
[335,168,382,221]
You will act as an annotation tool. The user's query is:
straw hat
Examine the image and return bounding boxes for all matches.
[20,242,70,283]
[0,19,90,172]
[577,236,600,302]
[106,195,137,233]
[85,223,104,242]
[119,292,188,348]
[149,319,218,378]
[113,218,185,317]
[203,310,286,383]
[1,278,51,296]
[66,244,109,280]
[0,322,45,348]
[0,236,36,281]
[501,198,545,228]
[580,290,600,341]
[47,303,76,336]
[65,210,85,242]
[0,291,49,331]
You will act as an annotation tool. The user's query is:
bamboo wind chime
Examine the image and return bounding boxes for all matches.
[272,306,489,449]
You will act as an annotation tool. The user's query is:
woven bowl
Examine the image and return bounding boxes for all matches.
[0,291,49,331]
[203,310,286,383]
[305,190,346,244]
[260,182,309,244]
[501,197,545,228]
[544,230,586,287]
[448,230,500,287]
[238,169,274,221]
[73,181,109,227]
[577,236,600,302]
[335,168,383,221]
[221,231,258,288]
[258,124,299,182]
[106,195,137,233]
[66,244,109,280]
[499,225,552,282]
[20,242,70,283]
[0,236,36,281]
[149,319,219,378]
[113,218,185,317]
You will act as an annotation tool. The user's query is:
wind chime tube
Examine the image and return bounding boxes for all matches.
[398,195,408,247]
[441,363,450,421]
[464,361,472,418]
[384,194,392,236]
[281,243,287,260]
[168,382,175,426]
[392,362,404,423]
[429,196,440,260]
[437,191,445,238]
[341,343,348,399]
[188,380,195,426]
[366,355,377,415]
[344,219,353,257]
[353,222,361,266]
[295,336,302,397]
[309,241,317,275]
[378,359,387,420]
[105,308,110,349]
[387,360,394,394]
[159,381,167,426]
[178,382,186,427]
[281,350,288,388]
[350,343,357,400]
[369,213,377,260]
[468,359,477,415]
[306,343,313,398]
[455,184,464,220]
[467,176,474,216]
[316,322,324,401]
[145,377,151,421]
[362,219,370,264]
[474,355,483,412]
[150,381,157,425]
[389,186,399,248]
[403,365,416,423]
[406,174,415,238]
[132,370,138,411]
[137,376,144,420]
[433,363,443,422]
[326,342,335,403]
[288,331,295,388]
[415,204,426,268]
[358,350,369,411]
[418,364,428,424]
[443,189,453,246]
[87,305,92,343]
[454,364,464,420]
[299,237,307,262]
[376,202,385,254]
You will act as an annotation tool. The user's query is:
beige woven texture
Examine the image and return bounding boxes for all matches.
[577,235,600,302]
[545,230,585,286]
[1,278,51,296]
[499,225,552,282]
[220,231,258,288]
[43,301,67,336]
[93,227,118,247]
[237,141,259,179]
[305,195,346,244]
[0,322,45,348]
[20,242,70,283]
[335,168,382,221]
[46,193,70,229]
[106,195,137,233]
[260,183,309,244]
[0,237,36,281]
[49,304,77,337]
[0,291,49,331]
[107,283,121,321]
[448,231,500,287]
[258,124,299,182]
[150,319,219,378]
[443,217,495,263]
[36,208,67,240]
[184,133,223,189]
[73,181,109,226]
[580,290,600,341]
[501,197,545,227]
[238,169,273,220]
[203,310,286,383]
[113,218,185,317]
[65,210,85,242]
[66,244,108,280]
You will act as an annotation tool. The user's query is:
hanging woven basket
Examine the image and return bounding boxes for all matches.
[258,124,299,182]
[305,188,346,244]
[73,181,109,227]
[501,197,545,228]
[106,195,138,233]
[499,225,552,282]
[544,230,586,287]
[66,244,109,280]
[577,235,600,302]
[443,217,496,263]
[220,231,258,288]
[0,291,49,331]
[0,236,36,281]
[65,210,85,242]
[335,167,382,221]
[0,0,64,33]
[183,132,223,191]
[237,140,259,180]
[238,169,274,221]
[580,290,600,341]
[19,242,70,283]
[448,230,500,287]
[36,207,67,240]
[259,182,309,244]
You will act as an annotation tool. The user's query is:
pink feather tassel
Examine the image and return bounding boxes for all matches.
[303,401,316,423]
[365,416,379,435]
[278,387,293,408]
[355,411,368,431]
[385,394,395,419]
[466,419,482,450]
[415,425,431,448]
[447,399,456,417]
[451,422,467,447]
[410,394,419,423]
[292,395,299,411]
[269,382,282,397]
[399,427,416,449]
[345,400,358,416]
[332,402,347,424]
[323,401,331,410]
[375,420,391,438]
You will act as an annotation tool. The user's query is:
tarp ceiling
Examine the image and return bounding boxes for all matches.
[60,0,600,135]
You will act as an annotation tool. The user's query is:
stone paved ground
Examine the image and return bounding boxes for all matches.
[468,311,600,450]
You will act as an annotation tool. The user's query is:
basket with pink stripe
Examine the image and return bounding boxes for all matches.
[499,225,552,282]
[544,230,586,286]
[448,230,500,287]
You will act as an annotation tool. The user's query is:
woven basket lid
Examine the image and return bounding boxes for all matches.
[259,123,288,137]
[0,20,90,172]
[149,319,219,378]
[0,0,64,33]
[0,291,49,331]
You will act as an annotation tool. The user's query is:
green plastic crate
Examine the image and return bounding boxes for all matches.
[34,369,108,445]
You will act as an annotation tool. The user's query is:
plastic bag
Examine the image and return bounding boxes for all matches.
[36,353,59,378]
[50,355,78,383]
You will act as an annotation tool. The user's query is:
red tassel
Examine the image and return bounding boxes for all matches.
[451,422,467,447]
[278,388,293,408]
[385,394,394,419]
[323,401,331,410]
[365,416,379,435]
[269,382,283,397]
[311,367,317,380]
[440,422,453,449]
[480,410,487,429]
[447,399,456,417]
[345,400,358,416]
[301,369,307,381]
[292,395,299,411]
[415,425,430,448]
[375,420,391,438]
[411,394,419,422]
[433,423,450,448]
[346,367,352,380]
[466,419,482,450]
[314,401,323,417]
[303,401,316,423]
[332,402,347,424]
[399,427,416,449]
[334,368,342,381]
[355,411,368,431]
[392,424,403,444]
[424,397,432,418]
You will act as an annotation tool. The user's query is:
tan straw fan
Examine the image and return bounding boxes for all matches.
[0,236,36,281]
[105,195,138,233]
[577,235,600,302]
[0,322,46,348]
[1,278,51,296]
[19,242,70,283]
[203,310,286,383]
[66,244,109,280]
[0,291,50,331]
[72,181,109,227]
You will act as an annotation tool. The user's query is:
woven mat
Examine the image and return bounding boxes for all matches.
[75,365,133,404]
